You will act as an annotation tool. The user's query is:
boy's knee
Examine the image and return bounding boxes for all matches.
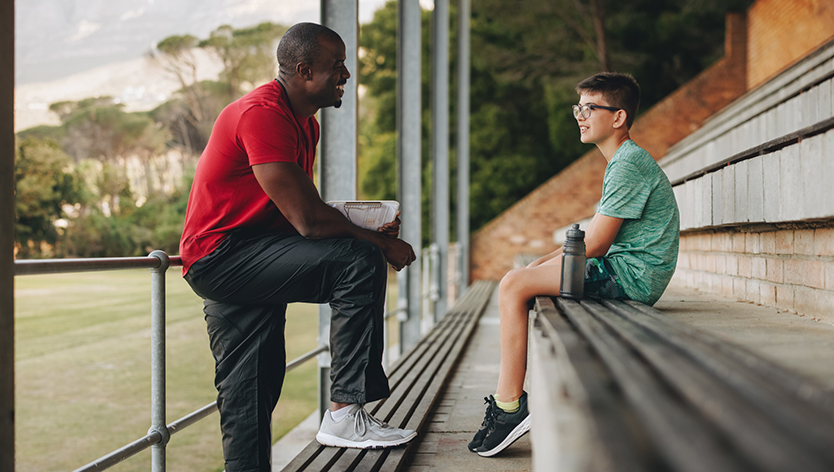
[499,267,525,294]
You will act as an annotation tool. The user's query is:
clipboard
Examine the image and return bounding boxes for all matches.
[327,200,399,230]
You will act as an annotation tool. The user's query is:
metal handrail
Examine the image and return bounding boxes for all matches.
[72,344,329,472]
[14,252,327,472]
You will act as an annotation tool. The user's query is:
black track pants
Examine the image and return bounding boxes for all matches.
[184,231,390,472]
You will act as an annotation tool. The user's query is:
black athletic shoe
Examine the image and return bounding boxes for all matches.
[476,391,530,457]
[468,395,498,452]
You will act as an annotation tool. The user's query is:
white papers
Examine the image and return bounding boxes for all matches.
[327,200,399,230]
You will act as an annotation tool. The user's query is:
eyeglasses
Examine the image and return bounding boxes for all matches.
[572,103,621,119]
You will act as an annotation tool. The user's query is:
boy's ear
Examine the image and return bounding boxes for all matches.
[613,109,628,129]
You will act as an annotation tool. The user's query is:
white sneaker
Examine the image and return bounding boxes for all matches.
[315,404,417,449]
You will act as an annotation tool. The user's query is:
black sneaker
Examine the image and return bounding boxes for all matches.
[476,391,530,457]
[468,395,498,452]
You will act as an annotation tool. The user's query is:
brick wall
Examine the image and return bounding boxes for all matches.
[470,14,748,281]
[675,227,834,323]
[747,0,834,89]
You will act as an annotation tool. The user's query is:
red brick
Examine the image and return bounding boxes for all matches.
[715,232,733,252]
[733,277,747,300]
[726,255,739,276]
[804,260,825,289]
[766,258,784,283]
[746,279,761,303]
[794,229,815,255]
[732,232,746,253]
[815,228,834,256]
[826,262,834,291]
[775,231,793,255]
[715,255,726,275]
[752,257,767,280]
[784,259,804,285]
[721,276,734,297]
[738,256,752,278]
[746,233,761,254]
[761,232,776,254]
[776,285,795,310]
[760,283,777,305]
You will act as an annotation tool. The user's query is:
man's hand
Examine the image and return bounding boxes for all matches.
[378,214,401,239]
[377,235,416,271]
[252,162,416,270]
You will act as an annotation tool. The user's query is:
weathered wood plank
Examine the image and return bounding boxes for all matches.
[281,280,496,472]
[556,298,749,472]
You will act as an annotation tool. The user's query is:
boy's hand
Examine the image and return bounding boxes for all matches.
[378,213,402,239]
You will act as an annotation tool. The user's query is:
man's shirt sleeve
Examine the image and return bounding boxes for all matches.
[598,160,650,220]
[237,105,300,166]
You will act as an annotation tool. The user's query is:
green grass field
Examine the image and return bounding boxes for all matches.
[15,268,387,472]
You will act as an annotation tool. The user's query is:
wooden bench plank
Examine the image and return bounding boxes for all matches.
[280,280,496,472]
[602,300,834,468]
[533,296,834,472]
[556,298,749,472]
[531,296,659,472]
[584,300,828,472]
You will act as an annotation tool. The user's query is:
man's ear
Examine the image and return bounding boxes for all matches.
[296,62,313,81]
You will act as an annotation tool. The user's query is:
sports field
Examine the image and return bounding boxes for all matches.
[14,268,336,472]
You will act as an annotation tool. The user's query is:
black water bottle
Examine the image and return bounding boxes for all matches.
[560,224,586,299]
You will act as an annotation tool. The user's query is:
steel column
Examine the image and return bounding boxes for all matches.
[431,0,450,320]
[0,0,14,469]
[319,0,359,420]
[456,0,470,291]
[397,0,423,352]
[149,251,170,472]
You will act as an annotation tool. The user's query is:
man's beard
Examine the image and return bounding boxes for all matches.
[334,99,342,109]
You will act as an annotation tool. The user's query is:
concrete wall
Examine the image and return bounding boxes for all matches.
[661,31,834,321]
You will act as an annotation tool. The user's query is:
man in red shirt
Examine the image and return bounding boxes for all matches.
[180,23,417,472]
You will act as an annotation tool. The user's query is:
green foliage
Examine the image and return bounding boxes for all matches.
[357,0,753,238]
[199,22,288,97]
[14,137,87,258]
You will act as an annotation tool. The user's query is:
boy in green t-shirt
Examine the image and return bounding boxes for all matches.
[469,72,680,457]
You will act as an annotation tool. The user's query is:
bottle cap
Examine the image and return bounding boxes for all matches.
[566,223,584,239]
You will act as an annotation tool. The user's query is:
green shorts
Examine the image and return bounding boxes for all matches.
[584,257,629,300]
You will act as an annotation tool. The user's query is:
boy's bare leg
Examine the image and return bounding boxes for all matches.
[495,256,563,402]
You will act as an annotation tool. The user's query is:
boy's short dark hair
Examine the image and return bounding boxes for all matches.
[576,72,640,129]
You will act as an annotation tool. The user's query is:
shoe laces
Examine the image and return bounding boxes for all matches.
[480,396,499,430]
[353,405,390,436]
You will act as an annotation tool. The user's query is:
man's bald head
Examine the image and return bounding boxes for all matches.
[276,22,343,79]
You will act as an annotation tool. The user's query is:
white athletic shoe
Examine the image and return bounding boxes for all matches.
[315,404,417,449]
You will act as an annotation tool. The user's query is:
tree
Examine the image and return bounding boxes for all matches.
[14,137,87,258]
[199,22,288,98]
[357,0,753,236]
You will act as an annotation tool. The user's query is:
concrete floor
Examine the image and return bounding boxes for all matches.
[272,281,834,471]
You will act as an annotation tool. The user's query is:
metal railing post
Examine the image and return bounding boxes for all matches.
[456,0,471,293]
[431,0,450,321]
[148,251,170,472]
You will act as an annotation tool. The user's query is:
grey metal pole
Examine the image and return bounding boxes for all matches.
[148,251,170,472]
[431,0,450,320]
[319,0,358,420]
[456,0,471,290]
[397,0,422,352]
[0,0,14,469]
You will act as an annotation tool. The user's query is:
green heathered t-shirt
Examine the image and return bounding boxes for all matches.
[597,140,680,305]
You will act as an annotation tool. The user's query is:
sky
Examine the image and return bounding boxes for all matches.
[15,0,403,85]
